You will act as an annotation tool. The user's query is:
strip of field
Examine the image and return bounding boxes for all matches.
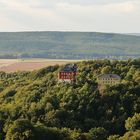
[0,59,79,72]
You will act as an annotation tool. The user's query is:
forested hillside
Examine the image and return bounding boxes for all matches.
[0,59,140,140]
[0,32,140,59]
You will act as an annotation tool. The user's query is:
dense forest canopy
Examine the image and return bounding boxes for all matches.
[0,32,140,59]
[0,59,140,140]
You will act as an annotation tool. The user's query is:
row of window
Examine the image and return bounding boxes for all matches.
[99,79,119,82]
[60,73,75,76]
[61,73,71,76]
[60,76,75,79]
[102,81,117,84]
[101,78,119,80]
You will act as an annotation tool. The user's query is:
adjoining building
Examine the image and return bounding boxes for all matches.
[97,74,121,86]
[97,74,121,92]
[58,64,77,83]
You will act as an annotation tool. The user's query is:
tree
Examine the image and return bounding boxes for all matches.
[119,130,140,140]
[107,135,120,140]
[125,113,140,131]
[89,127,108,140]
[5,119,35,140]
[0,59,140,139]
[101,66,112,74]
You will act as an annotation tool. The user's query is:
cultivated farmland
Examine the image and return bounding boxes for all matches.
[0,59,78,72]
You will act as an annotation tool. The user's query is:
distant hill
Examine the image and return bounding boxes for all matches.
[0,31,140,59]
[126,33,140,36]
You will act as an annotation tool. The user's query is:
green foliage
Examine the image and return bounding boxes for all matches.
[89,127,108,140]
[107,135,120,140]
[5,119,35,140]
[125,113,140,131]
[119,130,140,140]
[101,66,112,74]
[0,59,140,139]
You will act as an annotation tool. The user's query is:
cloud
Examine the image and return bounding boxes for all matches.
[36,0,140,6]
[56,1,138,13]
[0,0,59,29]
[0,0,140,32]
[0,13,27,31]
[103,1,138,13]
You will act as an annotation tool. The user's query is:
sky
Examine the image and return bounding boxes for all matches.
[0,0,140,33]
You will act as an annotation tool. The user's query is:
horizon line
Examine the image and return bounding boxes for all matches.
[0,30,139,34]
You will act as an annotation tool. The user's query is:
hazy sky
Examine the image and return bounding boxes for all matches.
[0,0,140,33]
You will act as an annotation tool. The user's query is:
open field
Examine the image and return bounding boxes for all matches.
[0,59,79,72]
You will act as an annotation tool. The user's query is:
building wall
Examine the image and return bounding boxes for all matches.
[97,74,121,95]
[58,72,76,83]
[98,78,120,86]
